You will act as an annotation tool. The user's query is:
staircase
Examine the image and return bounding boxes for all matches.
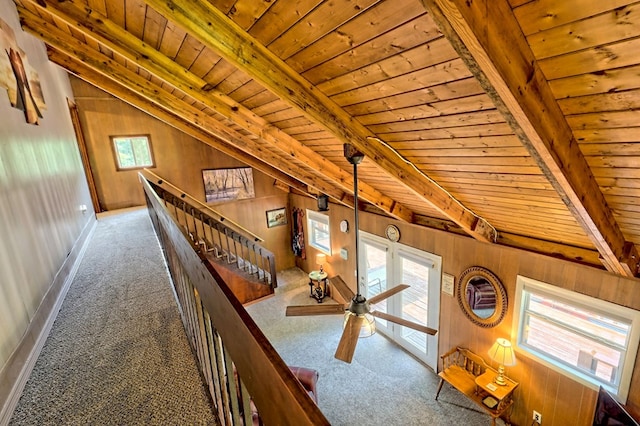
[139,170,277,303]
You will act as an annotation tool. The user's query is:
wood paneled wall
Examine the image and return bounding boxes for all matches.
[70,77,295,272]
[290,193,640,426]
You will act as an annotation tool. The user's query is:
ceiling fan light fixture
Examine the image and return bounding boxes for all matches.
[343,311,376,338]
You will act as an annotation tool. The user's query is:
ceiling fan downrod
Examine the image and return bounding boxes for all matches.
[344,143,365,301]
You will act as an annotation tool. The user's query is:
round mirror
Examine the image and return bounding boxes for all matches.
[456,266,507,328]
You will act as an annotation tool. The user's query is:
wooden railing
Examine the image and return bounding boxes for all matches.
[139,170,276,288]
[142,176,328,426]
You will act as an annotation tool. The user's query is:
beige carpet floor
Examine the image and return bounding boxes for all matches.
[246,268,503,426]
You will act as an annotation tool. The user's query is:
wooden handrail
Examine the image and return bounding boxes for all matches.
[140,168,262,242]
[139,170,276,287]
[142,176,329,426]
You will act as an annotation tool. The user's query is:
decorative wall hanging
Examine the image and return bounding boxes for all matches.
[202,167,255,203]
[0,18,46,125]
[456,266,507,328]
[266,207,287,228]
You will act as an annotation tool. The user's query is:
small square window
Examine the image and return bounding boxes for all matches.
[111,135,155,170]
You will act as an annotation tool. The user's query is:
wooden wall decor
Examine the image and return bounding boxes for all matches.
[0,17,45,124]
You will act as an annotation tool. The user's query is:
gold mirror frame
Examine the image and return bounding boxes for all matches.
[456,266,507,328]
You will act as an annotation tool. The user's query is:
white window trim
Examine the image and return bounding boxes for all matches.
[512,275,640,403]
[306,209,331,255]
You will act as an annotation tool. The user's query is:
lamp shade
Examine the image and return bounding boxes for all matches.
[315,253,327,267]
[488,338,516,367]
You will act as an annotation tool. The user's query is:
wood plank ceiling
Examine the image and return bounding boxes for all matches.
[14,0,640,278]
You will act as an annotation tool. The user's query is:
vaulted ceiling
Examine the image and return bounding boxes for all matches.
[15,0,640,278]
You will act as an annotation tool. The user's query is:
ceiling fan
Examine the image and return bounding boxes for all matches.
[285,144,438,363]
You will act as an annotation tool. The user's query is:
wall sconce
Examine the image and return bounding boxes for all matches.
[316,253,327,274]
[317,194,329,211]
[488,338,516,386]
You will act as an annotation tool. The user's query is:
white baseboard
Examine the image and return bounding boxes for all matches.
[0,217,97,426]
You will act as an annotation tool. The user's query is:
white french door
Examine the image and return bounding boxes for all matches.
[359,232,441,370]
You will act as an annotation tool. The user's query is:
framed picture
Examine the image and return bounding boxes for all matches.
[266,208,287,228]
[202,167,255,203]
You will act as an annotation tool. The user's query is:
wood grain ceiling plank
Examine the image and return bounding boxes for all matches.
[418,163,551,175]
[225,0,274,30]
[173,33,205,70]
[410,156,538,167]
[423,0,640,276]
[261,108,305,125]
[433,173,553,189]
[356,93,495,125]
[344,77,484,116]
[105,0,125,27]
[581,142,640,156]
[591,167,640,179]
[513,0,633,36]
[330,59,472,106]
[249,0,321,46]
[242,89,279,109]
[202,60,240,89]
[267,0,380,60]
[138,0,496,241]
[399,146,530,158]
[367,110,506,133]
[538,38,640,81]
[558,89,640,115]
[229,80,268,103]
[188,47,223,81]
[380,122,516,141]
[549,65,640,99]
[574,127,640,143]
[567,110,640,130]
[124,0,146,39]
[215,69,254,96]
[293,9,436,78]
[317,38,457,95]
[157,20,186,60]
[525,3,640,61]
[598,177,640,189]
[142,5,166,50]
[251,99,292,117]
[389,135,523,150]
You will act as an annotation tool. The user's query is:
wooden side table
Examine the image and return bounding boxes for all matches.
[475,369,519,426]
[308,271,328,302]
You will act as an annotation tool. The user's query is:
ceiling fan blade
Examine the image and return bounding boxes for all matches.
[328,275,355,305]
[286,304,345,316]
[371,311,438,335]
[367,284,409,305]
[334,314,364,363]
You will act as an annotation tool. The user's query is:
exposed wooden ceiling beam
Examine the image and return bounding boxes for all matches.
[18,8,352,206]
[421,0,639,277]
[62,64,306,194]
[141,0,497,243]
[25,0,414,223]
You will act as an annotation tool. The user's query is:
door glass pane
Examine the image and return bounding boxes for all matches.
[400,256,429,350]
[364,242,387,317]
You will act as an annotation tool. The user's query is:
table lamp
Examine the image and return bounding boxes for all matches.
[488,338,516,386]
[316,253,327,274]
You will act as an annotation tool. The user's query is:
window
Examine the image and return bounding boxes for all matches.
[306,210,331,255]
[513,275,640,403]
[111,135,155,170]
